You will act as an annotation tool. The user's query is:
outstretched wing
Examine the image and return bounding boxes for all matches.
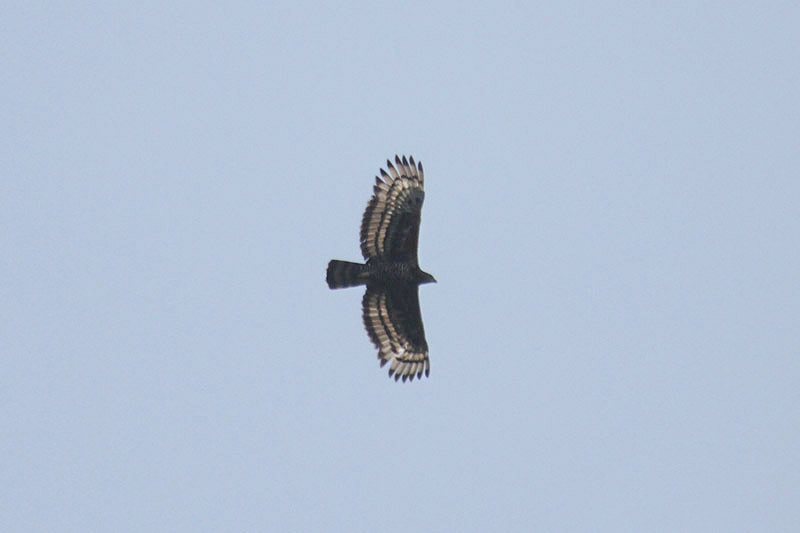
[362,283,430,382]
[360,155,425,265]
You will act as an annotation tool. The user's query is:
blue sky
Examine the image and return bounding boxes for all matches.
[3,2,799,531]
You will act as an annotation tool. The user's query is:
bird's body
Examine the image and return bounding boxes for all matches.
[326,155,435,382]
[327,260,433,286]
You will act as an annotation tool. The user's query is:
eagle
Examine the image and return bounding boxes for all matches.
[326,155,436,382]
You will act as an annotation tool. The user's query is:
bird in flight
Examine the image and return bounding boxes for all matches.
[326,155,436,382]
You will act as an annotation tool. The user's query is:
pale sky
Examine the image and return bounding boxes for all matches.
[3,2,799,531]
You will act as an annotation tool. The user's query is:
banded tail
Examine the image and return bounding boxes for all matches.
[326,260,368,289]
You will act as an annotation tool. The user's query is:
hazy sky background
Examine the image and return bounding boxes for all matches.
[3,2,799,531]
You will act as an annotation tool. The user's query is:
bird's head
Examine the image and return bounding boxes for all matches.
[419,270,437,284]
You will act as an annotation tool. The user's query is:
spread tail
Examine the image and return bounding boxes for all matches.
[326,260,368,289]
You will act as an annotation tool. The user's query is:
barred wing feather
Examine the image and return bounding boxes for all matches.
[359,155,425,265]
[362,283,430,382]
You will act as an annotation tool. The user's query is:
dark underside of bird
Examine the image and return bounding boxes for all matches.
[326,155,435,382]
